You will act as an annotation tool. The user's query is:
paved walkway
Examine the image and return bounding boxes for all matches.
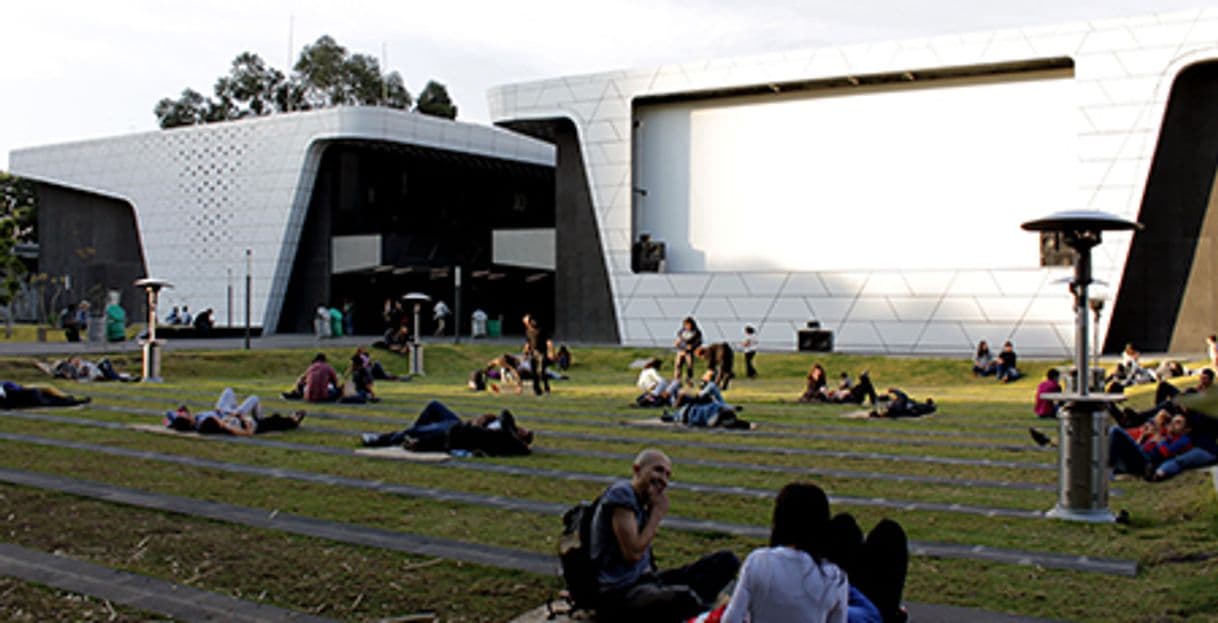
[0,542,337,622]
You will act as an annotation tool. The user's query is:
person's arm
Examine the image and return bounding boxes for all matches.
[610,493,666,564]
[828,575,850,623]
[1158,434,1193,458]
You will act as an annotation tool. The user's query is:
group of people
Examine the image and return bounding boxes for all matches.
[359,399,534,456]
[164,387,305,436]
[569,449,907,622]
[282,349,401,404]
[971,340,1021,382]
[315,302,354,339]
[464,315,570,396]
[36,356,136,382]
[60,295,128,343]
[164,306,214,333]
[672,317,758,388]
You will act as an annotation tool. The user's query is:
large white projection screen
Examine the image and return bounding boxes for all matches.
[633,72,1077,272]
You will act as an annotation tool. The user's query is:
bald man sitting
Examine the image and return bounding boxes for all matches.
[588,449,739,621]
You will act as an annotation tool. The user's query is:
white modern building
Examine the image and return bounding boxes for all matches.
[9,108,557,335]
[490,8,1218,355]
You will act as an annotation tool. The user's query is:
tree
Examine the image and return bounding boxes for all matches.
[0,172,35,332]
[415,80,457,119]
[294,35,350,109]
[154,35,430,127]
[153,88,208,129]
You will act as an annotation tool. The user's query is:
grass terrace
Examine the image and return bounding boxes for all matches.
[0,344,1215,621]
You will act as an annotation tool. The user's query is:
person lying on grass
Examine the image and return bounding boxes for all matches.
[34,357,137,382]
[359,399,534,456]
[164,388,304,436]
[661,371,753,429]
[0,381,90,409]
[1107,411,1210,481]
[869,388,936,419]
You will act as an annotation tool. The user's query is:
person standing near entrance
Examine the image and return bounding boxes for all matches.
[523,314,552,396]
[433,299,450,336]
[104,292,126,342]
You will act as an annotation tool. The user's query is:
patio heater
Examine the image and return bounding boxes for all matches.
[1021,210,1140,522]
[402,292,431,376]
[133,278,173,382]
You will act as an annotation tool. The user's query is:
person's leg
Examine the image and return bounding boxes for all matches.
[414,400,461,427]
[601,576,702,623]
[856,519,909,623]
[745,351,756,378]
[1154,381,1181,406]
[235,395,260,418]
[363,429,410,447]
[215,388,238,413]
[719,352,734,390]
[539,353,551,394]
[1154,447,1218,479]
[654,550,740,607]
[255,413,301,433]
[1108,427,1149,474]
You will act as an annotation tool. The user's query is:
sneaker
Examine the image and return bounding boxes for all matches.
[294,410,307,423]
[706,411,720,427]
[360,433,379,447]
[1029,427,1052,447]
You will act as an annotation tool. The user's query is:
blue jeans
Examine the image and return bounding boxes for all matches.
[1156,447,1218,478]
[681,402,721,426]
[996,364,1021,382]
[368,400,460,446]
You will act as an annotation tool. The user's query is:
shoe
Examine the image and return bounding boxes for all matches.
[360,433,379,447]
[294,410,307,423]
[369,396,381,403]
[660,411,676,423]
[706,412,720,427]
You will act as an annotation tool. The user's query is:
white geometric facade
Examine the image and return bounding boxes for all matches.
[489,9,1218,355]
[9,108,555,333]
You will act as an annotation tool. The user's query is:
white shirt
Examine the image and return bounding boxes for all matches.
[636,367,664,393]
[721,546,849,623]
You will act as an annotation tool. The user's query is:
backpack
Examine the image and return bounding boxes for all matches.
[555,497,601,614]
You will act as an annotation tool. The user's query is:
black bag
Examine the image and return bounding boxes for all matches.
[556,497,601,613]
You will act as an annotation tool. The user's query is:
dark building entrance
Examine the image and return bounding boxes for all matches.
[279,140,555,338]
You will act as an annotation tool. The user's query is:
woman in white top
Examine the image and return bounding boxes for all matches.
[722,483,849,623]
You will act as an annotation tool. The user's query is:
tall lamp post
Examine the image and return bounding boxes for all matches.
[403,292,431,376]
[1021,210,1141,522]
[134,278,172,382]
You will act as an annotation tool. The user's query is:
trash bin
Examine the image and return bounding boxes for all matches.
[486,319,501,338]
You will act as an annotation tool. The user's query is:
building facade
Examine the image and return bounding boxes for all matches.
[490,9,1218,355]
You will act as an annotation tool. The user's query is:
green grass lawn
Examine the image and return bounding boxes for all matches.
[0,345,1216,622]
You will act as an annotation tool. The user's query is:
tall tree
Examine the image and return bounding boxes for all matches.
[415,80,458,119]
[153,88,208,129]
[154,35,430,127]
[0,171,35,311]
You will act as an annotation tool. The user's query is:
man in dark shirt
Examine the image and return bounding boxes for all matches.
[695,342,735,390]
[589,449,738,621]
[523,314,552,396]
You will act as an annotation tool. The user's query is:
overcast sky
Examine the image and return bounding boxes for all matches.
[2,0,1214,169]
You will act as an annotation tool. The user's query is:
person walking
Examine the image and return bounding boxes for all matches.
[523,314,552,396]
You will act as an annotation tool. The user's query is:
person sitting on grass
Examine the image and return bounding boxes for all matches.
[1034,368,1062,419]
[282,353,340,402]
[1112,368,1215,428]
[338,350,380,404]
[164,388,304,436]
[797,364,830,403]
[635,358,681,408]
[972,340,996,377]
[720,482,909,623]
[589,449,739,622]
[663,371,752,429]
[870,388,936,419]
[360,399,534,456]
[995,341,1021,383]
[0,382,90,409]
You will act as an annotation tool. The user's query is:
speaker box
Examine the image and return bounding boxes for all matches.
[798,329,833,352]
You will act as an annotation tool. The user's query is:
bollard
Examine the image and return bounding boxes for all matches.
[1045,395,1122,522]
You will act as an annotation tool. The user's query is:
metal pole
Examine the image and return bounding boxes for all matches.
[1073,245,1090,397]
[454,265,462,345]
[244,249,252,350]
[227,268,233,328]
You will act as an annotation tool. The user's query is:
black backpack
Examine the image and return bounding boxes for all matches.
[555,497,601,614]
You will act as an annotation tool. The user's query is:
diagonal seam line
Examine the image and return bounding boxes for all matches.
[0,543,339,623]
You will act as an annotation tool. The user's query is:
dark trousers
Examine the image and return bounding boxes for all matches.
[598,550,738,623]
[530,352,550,395]
[254,413,300,433]
[827,514,908,623]
[714,351,735,390]
[744,351,756,377]
[1109,427,1152,475]
[367,400,460,447]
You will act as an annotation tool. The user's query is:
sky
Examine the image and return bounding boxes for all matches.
[2,0,1215,169]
